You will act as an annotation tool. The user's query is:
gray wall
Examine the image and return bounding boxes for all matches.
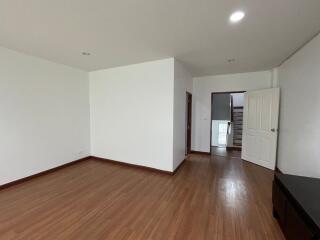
[212,94,231,120]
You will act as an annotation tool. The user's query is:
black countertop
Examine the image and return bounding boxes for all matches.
[276,174,320,230]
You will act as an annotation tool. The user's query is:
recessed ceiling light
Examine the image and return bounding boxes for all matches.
[82,52,91,56]
[229,11,245,23]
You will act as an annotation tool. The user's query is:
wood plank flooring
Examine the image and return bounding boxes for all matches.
[0,152,284,239]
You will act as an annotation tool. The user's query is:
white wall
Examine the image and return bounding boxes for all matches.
[231,93,244,107]
[90,59,175,172]
[173,60,193,170]
[0,47,90,185]
[192,71,272,152]
[211,120,229,147]
[277,33,320,178]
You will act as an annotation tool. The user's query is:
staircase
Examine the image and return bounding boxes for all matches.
[232,107,243,147]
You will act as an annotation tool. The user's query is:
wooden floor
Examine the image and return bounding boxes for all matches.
[0,151,284,239]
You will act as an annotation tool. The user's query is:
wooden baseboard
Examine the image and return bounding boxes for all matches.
[0,155,186,191]
[190,150,211,155]
[173,159,186,175]
[275,167,283,174]
[91,156,180,175]
[0,156,91,191]
[226,146,242,151]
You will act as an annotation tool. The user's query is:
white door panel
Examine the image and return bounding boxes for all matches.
[241,88,280,170]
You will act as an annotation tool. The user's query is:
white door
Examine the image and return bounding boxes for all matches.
[241,88,280,170]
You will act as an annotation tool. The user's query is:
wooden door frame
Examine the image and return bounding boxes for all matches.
[210,91,246,154]
[186,92,192,155]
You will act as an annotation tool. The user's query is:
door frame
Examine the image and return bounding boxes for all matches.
[186,92,192,155]
[210,91,246,154]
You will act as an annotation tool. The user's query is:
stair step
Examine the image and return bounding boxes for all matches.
[234,133,242,136]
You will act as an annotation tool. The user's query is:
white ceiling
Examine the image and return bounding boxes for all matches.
[1,0,320,76]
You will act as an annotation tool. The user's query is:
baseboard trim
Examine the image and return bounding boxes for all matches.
[226,146,242,151]
[0,155,185,191]
[173,158,186,175]
[275,167,283,174]
[91,156,175,175]
[0,156,91,191]
[190,150,211,155]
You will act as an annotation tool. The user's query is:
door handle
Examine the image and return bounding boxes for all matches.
[271,128,276,132]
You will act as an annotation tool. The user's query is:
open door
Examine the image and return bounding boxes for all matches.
[241,88,280,170]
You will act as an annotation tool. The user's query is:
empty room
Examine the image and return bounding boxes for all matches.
[1,1,320,239]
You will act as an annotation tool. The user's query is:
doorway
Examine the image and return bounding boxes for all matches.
[186,92,192,155]
[210,91,245,155]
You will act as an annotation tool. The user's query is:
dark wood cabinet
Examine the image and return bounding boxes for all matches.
[273,174,320,240]
[273,181,287,227]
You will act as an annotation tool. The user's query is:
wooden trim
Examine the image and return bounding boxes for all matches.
[242,158,275,172]
[91,156,176,175]
[186,92,192,155]
[211,91,246,94]
[275,167,283,174]
[173,159,186,175]
[0,155,187,191]
[226,146,241,151]
[190,150,211,155]
[0,156,91,191]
